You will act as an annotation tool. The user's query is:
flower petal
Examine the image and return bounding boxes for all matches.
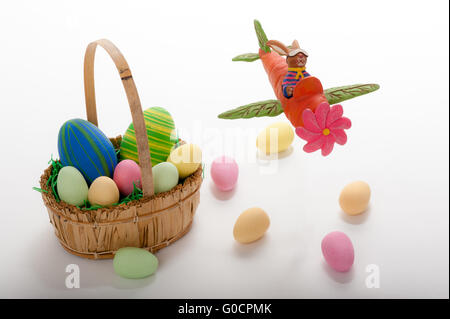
[303,135,325,153]
[326,104,343,127]
[295,127,321,142]
[315,102,330,129]
[321,135,336,156]
[329,117,352,130]
[302,109,321,133]
[330,129,347,145]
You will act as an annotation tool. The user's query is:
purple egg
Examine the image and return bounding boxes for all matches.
[321,231,354,272]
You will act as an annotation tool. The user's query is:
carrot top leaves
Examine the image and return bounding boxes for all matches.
[254,19,270,53]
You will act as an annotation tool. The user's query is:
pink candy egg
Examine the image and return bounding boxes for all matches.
[210,156,239,191]
[113,160,142,196]
[321,231,354,272]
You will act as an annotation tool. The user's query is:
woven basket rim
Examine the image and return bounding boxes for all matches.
[40,164,202,214]
[40,133,202,218]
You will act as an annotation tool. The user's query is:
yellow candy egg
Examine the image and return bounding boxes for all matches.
[233,207,270,244]
[88,176,120,207]
[256,122,294,154]
[167,143,202,179]
[339,181,371,215]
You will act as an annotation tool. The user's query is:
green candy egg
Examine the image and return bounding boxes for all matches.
[56,166,88,206]
[152,162,179,194]
[120,107,177,167]
[113,247,158,279]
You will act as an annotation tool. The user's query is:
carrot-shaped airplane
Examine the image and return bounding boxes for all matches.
[218,20,380,156]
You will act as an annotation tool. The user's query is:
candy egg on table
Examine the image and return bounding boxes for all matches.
[113,247,158,279]
[113,160,142,196]
[321,231,354,272]
[152,162,179,194]
[120,107,177,166]
[233,207,270,244]
[56,166,88,206]
[339,181,371,216]
[167,143,202,179]
[88,176,120,206]
[256,121,294,154]
[58,118,117,184]
[210,156,239,191]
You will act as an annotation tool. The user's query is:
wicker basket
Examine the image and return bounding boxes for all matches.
[39,39,202,259]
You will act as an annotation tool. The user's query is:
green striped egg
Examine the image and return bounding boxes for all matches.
[120,107,177,166]
[58,119,117,184]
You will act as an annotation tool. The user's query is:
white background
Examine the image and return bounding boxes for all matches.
[0,0,448,298]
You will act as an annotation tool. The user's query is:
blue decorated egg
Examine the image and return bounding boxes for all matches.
[58,119,117,184]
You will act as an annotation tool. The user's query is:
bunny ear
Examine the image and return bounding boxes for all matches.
[266,40,289,56]
[291,40,300,49]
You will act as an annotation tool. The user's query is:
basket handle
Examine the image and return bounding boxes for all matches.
[84,39,154,197]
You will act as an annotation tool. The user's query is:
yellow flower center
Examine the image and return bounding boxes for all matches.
[323,128,330,136]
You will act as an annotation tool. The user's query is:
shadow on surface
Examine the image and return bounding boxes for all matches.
[256,145,294,161]
[339,205,371,225]
[321,260,355,284]
[209,181,237,201]
[231,234,270,258]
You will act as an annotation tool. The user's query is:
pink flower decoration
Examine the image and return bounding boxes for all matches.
[295,102,351,156]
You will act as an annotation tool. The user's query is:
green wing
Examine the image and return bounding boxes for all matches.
[218,100,283,119]
[218,83,380,120]
[324,83,380,105]
[232,53,260,62]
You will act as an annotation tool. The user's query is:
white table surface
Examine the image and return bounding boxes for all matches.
[0,0,448,298]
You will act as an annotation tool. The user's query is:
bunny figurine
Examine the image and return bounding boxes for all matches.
[220,20,380,156]
[266,40,310,99]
